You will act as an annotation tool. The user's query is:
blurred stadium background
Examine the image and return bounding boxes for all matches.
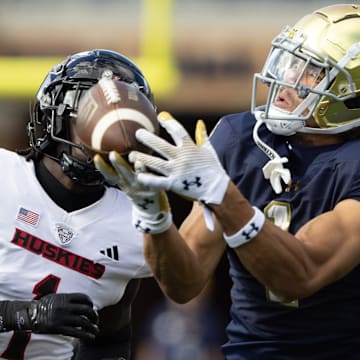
[1,0,351,148]
[0,0,356,358]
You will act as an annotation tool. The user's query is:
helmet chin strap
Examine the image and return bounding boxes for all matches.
[60,152,105,187]
[266,106,306,136]
[253,111,291,194]
[38,147,103,187]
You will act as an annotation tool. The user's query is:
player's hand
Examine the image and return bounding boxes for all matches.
[94,151,172,234]
[129,111,230,205]
[2,293,99,340]
[29,293,99,340]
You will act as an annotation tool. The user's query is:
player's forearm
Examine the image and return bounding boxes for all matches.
[209,182,314,301]
[144,224,207,303]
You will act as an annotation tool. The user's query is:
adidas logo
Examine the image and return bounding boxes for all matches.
[100,246,119,261]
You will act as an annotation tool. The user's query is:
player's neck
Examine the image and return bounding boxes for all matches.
[289,118,345,146]
[290,132,344,146]
[37,157,105,211]
[41,156,72,190]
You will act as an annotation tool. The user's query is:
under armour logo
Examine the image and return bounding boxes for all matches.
[135,220,151,233]
[242,222,259,240]
[183,177,202,190]
[137,198,154,210]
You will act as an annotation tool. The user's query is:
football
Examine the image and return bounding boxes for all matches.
[75,78,159,154]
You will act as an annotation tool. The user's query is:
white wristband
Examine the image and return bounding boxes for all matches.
[223,207,265,248]
[132,209,173,234]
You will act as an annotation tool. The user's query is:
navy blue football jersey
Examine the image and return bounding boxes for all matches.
[210,111,360,359]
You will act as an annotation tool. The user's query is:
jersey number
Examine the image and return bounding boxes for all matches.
[264,201,299,307]
[1,275,60,359]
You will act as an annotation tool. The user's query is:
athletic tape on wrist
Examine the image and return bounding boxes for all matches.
[223,207,265,248]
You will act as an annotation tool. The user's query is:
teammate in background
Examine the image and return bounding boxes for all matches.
[0,49,153,359]
[95,4,360,359]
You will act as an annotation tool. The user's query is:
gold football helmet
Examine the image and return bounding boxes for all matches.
[252,4,360,135]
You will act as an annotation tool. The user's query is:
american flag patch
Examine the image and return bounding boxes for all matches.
[17,207,40,227]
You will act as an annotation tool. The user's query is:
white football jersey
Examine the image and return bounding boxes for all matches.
[0,149,152,359]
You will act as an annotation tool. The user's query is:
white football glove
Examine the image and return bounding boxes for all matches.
[129,111,230,205]
[93,151,172,234]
